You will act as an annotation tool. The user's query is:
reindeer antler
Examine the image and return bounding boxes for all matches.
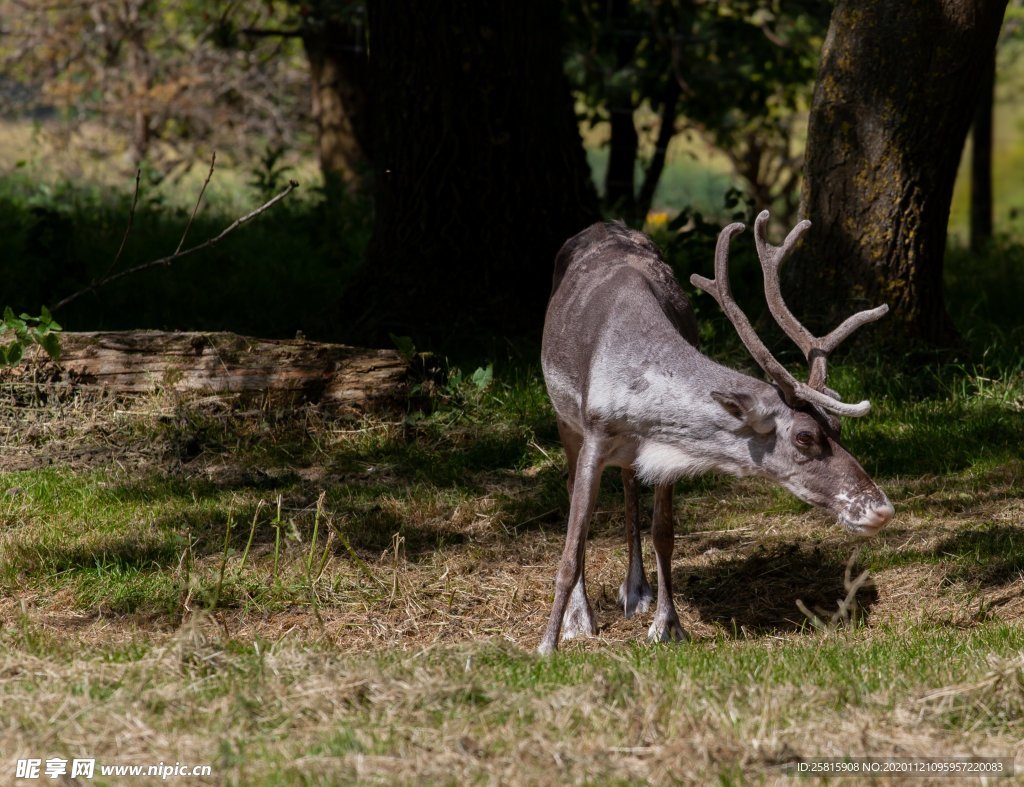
[690,211,888,418]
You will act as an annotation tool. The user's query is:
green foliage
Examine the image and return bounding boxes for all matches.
[565,0,829,218]
[0,172,371,341]
[0,305,62,367]
[945,237,1024,356]
[248,145,296,202]
[447,364,494,394]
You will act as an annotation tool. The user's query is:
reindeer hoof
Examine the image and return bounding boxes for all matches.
[561,605,597,641]
[648,615,688,644]
[561,585,597,640]
[618,579,654,619]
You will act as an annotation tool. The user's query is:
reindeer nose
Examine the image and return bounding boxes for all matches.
[865,500,895,531]
[840,493,894,536]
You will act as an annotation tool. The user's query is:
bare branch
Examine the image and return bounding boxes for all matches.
[52,178,299,313]
[175,152,215,255]
[102,168,141,281]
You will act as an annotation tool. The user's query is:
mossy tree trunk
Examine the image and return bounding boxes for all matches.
[791,0,1008,347]
[352,0,599,345]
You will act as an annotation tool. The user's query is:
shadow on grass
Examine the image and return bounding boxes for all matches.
[896,477,1022,516]
[677,543,879,635]
[934,525,1024,587]
[6,537,184,578]
[847,401,1024,477]
[333,505,470,556]
[328,427,538,491]
[860,523,1024,587]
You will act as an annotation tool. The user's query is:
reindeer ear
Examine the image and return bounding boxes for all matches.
[711,390,776,434]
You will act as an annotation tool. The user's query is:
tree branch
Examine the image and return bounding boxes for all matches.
[102,168,141,280]
[52,177,299,313]
[636,79,681,219]
[175,152,215,254]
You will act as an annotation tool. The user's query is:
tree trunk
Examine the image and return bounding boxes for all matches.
[351,0,599,345]
[792,0,1008,346]
[605,103,639,220]
[6,332,407,413]
[603,0,640,222]
[636,80,681,221]
[302,15,371,192]
[970,51,996,253]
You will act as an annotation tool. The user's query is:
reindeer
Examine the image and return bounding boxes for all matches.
[538,211,893,654]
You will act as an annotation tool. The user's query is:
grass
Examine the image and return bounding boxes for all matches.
[2,323,1024,782]
[2,619,1023,783]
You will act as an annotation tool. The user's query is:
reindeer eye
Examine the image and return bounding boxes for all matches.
[795,430,815,448]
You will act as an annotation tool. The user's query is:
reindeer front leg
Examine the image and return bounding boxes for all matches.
[538,438,604,655]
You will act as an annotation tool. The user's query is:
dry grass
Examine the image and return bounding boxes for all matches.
[1,373,1023,783]
[2,616,1022,785]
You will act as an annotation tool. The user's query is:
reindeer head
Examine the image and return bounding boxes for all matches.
[690,211,894,535]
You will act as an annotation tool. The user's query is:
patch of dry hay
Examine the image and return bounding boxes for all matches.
[3,615,1021,784]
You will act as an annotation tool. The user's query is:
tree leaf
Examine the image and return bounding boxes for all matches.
[470,364,493,390]
[39,332,61,362]
[5,341,23,366]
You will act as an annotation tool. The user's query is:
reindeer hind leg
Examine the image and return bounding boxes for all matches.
[618,466,654,618]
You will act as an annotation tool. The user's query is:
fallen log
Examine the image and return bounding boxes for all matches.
[4,331,408,412]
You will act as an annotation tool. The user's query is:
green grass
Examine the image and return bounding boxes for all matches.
[2,334,1021,618]
[2,110,1024,784]
[1,346,1023,781]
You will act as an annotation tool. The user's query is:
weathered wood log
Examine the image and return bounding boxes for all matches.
[5,331,408,412]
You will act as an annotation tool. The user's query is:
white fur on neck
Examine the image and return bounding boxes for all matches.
[634,441,715,485]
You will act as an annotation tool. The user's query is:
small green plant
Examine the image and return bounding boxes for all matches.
[0,305,61,366]
[446,364,494,393]
[248,145,295,202]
